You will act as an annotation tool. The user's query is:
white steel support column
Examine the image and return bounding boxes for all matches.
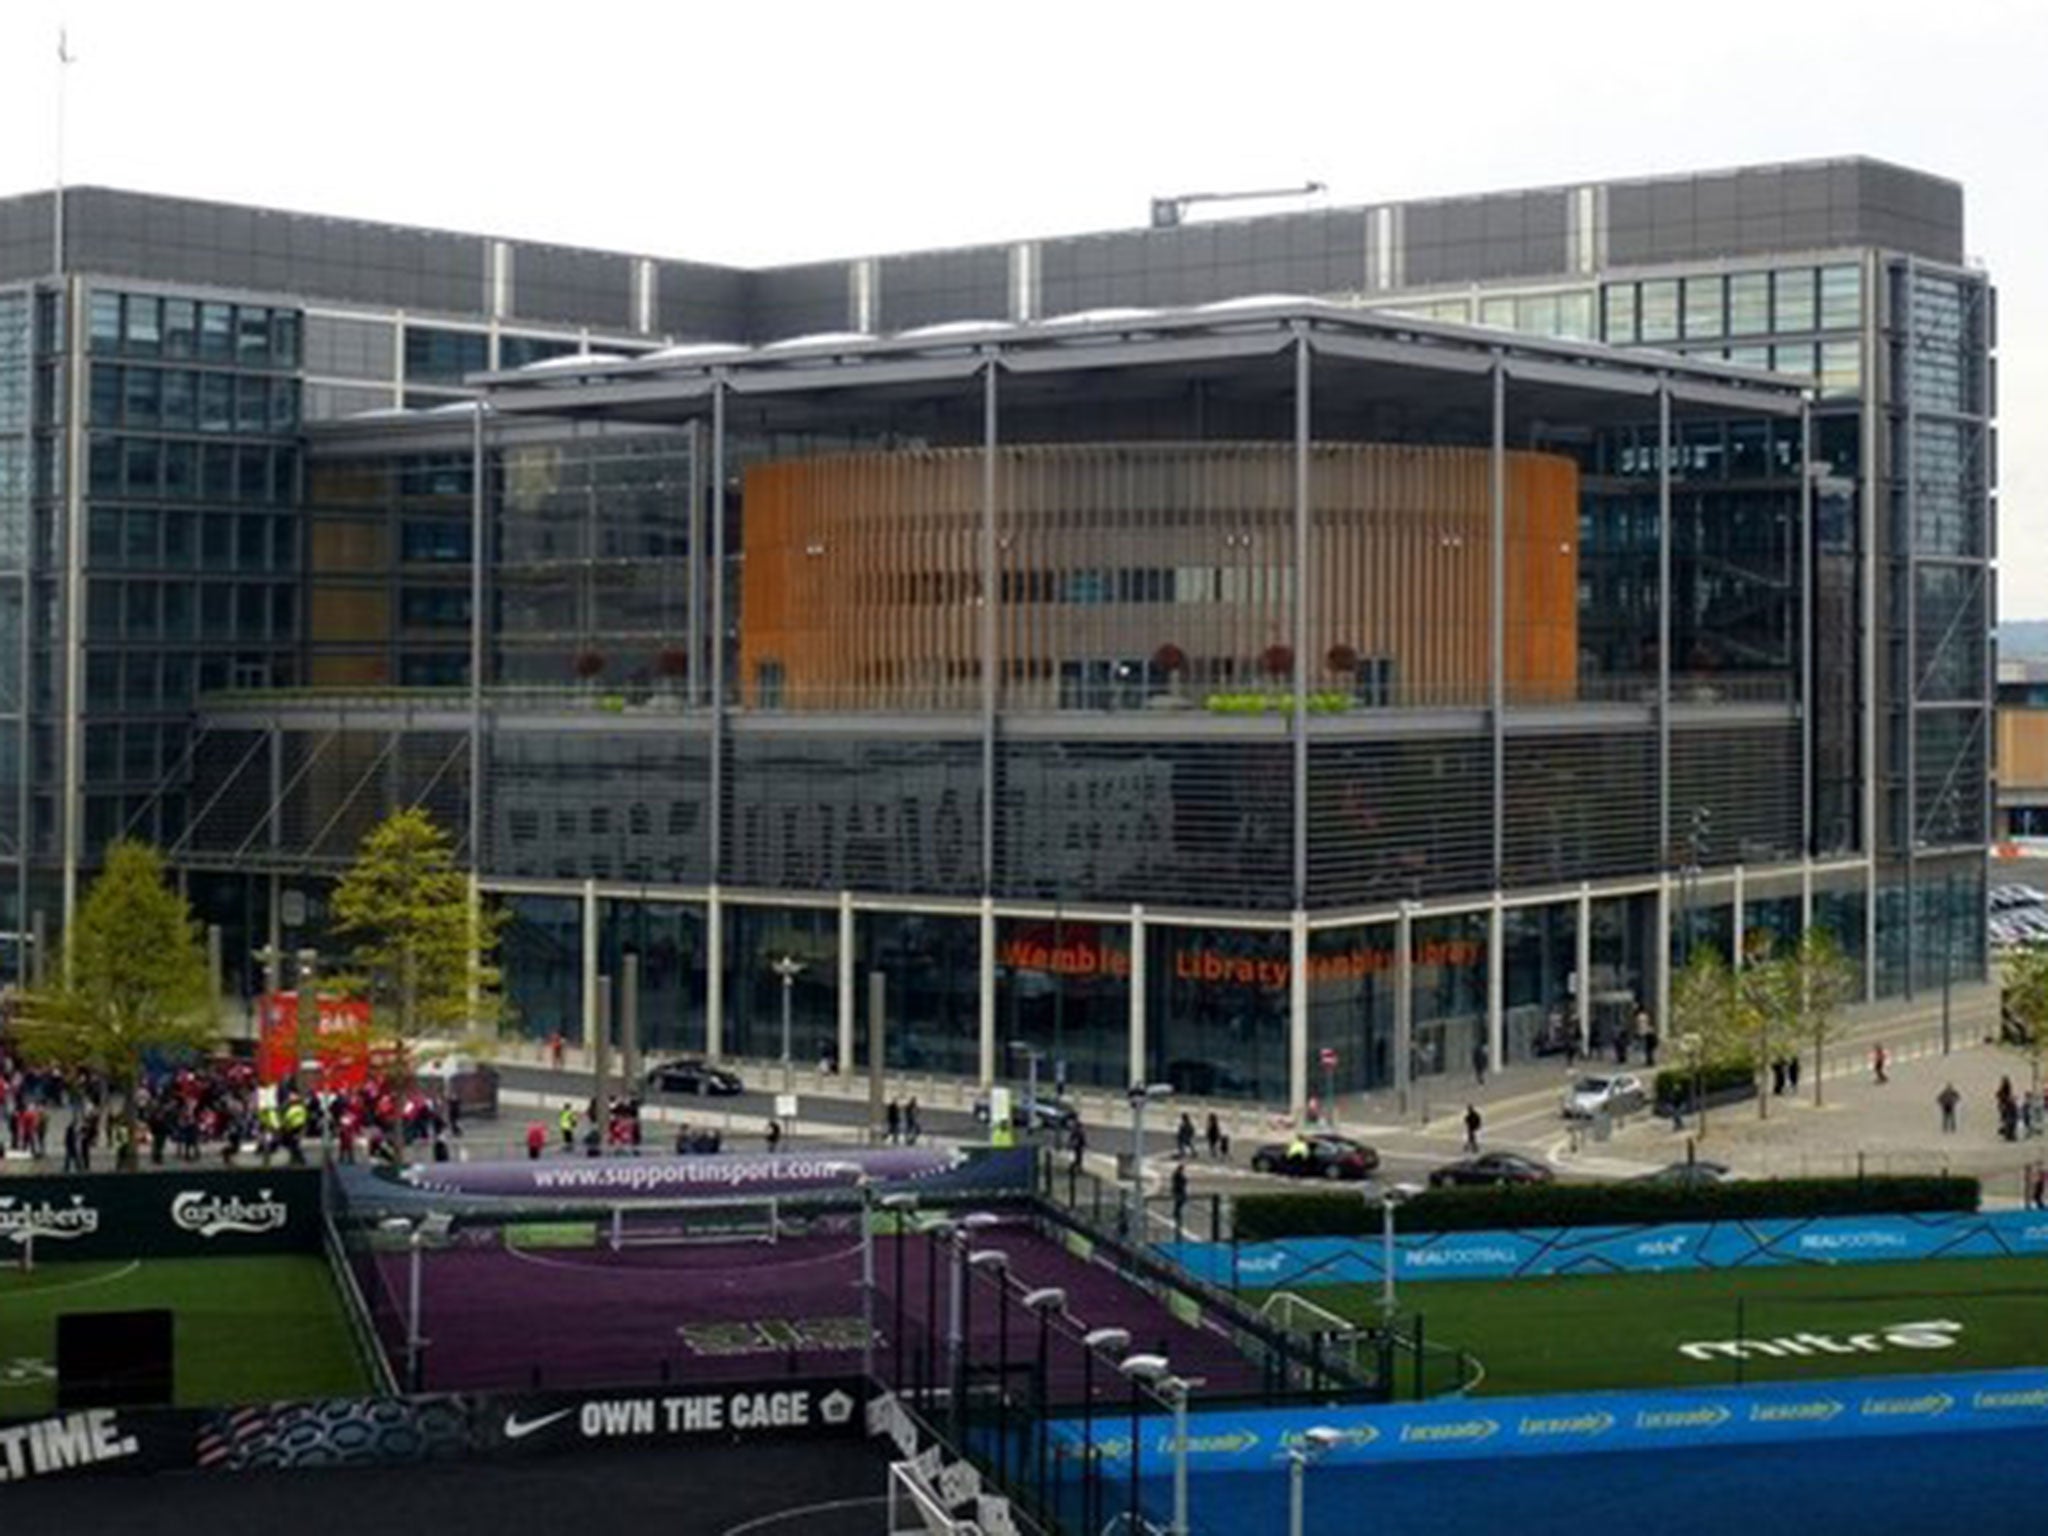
[1489,359,1507,888]
[468,399,486,872]
[838,891,856,1075]
[978,897,997,1089]
[1291,333,1311,908]
[1288,910,1309,1121]
[59,276,85,951]
[580,877,599,1053]
[1128,905,1147,1089]
[1486,897,1504,1073]
[1575,883,1594,1056]
[1801,863,1814,937]
[705,887,724,1059]
[1394,903,1415,1117]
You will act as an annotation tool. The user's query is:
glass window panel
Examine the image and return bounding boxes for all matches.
[236,584,266,639]
[236,515,267,570]
[236,376,267,434]
[270,312,300,369]
[237,447,270,505]
[1728,272,1770,336]
[1818,340,1861,399]
[1772,343,1816,379]
[201,514,232,565]
[90,364,122,425]
[162,652,192,701]
[1682,276,1723,339]
[1820,265,1862,330]
[162,582,192,638]
[89,292,123,353]
[269,379,299,433]
[161,369,195,431]
[199,373,233,432]
[200,583,232,638]
[123,366,160,430]
[1479,296,1514,329]
[123,295,161,357]
[124,654,158,712]
[1773,268,1815,332]
[88,436,122,495]
[201,443,235,501]
[162,299,196,360]
[1639,280,1679,343]
[124,581,158,639]
[1554,291,1594,340]
[123,509,157,564]
[87,580,120,639]
[198,303,234,362]
[163,512,195,567]
[1603,285,1636,344]
[87,509,120,563]
[122,438,160,498]
[236,307,271,367]
[271,583,296,637]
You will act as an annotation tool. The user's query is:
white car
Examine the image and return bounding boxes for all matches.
[1561,1072,1646,1120]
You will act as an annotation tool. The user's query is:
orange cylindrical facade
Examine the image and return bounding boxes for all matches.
[740,443,1578,711]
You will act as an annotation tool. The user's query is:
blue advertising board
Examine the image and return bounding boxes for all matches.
[1046,1367,2048,1471]
[1162,1208,2048,1289]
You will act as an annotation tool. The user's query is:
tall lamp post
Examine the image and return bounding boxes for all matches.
[1022,1287,1066,1516]
[1080,1327,1130,1536]
[881,1192,918,1390]
[1118,1352,1190,1536]
[377,1214,432,1391]
[968,1249,1011,1478]
[1125,1082,1174,1243]
[1286,1427,1346,1536]
[1009,1040,1047,1131]
[1374,1182,1421,1322]
[772,954,803,1095]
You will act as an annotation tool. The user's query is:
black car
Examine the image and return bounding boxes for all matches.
[1427,1151,1555,1188]
[1250,1133,1381,1181]
[645,1058,744,1096]
[1633,1158,1732,1188]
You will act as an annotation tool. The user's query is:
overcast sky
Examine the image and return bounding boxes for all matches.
[1,0,2039,611]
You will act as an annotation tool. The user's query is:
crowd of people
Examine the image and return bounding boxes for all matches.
[1,1040,469,1170]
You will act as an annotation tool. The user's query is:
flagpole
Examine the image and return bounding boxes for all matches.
[54,28,73,274]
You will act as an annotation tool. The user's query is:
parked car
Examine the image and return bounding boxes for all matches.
[644,1057,744,1096]
[1634,1158,1732,1188]
[1561,1072,1647,1120]
[1427,1151,1556,1188]
[971,1094,1079,1132]
[1250,1133,1381,1181]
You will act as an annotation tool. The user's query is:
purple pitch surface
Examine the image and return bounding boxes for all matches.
[371,1218,1265,1404]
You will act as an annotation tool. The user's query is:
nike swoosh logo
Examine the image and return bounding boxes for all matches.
[503,1407,577,1442]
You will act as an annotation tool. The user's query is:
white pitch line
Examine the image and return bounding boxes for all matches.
[718,1494,888,1536]
[0,1258,142,1298]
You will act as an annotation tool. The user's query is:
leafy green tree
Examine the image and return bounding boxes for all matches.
[2001,940,2048,1098]
[330,808,503,1090]
[1789,927,1858,1107]
[14,841,217,1165]
[1669,945,1744,1137]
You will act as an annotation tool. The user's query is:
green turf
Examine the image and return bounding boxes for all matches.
[0,1254,371,1417]
[1299,1256,2048,1398]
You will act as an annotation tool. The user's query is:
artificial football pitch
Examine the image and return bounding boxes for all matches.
[0,1255,370,1417]
[1302,1255,2048,1397]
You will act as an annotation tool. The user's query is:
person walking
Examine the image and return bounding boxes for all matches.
[1067,1121,1087,1177]
[558,1101,578,1151]
[766,1116,783,1152]
[1470,1039,1488,1085]
[525,1121,546,1160]
[2031,1166,2047,1211]
[886,1098,902,1145]
[1204,1112,1223,1161]
[1872,1043,1889,1084]
[905,1098,921,1145]
[1170,1161,1189,1239]
[1463,1103,1483,1154]
[1937,1082,1960,1134]
[1175,1112,1196,1160]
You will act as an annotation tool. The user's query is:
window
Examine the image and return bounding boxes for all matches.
[123,509,157,564]
[1639,280,1679,343]
[161,369,195,430]
[402,520,471,562]
[1603,285,1637,344]
[1682,276,1723,340]
[270,312,300,369]
[499,335,579,369]
[124,295,162,357]
[1773,268,1815,333]
[236,375,268,434]
[89,292,123,353]
[162,299,196,359]
[122,438,160,498]
[90,364,122,425]
[404,326,490,385]
[1819,340,1861,399]
[1728,272,1770,336]
[123,367,160,430]
[200,373,233,432]
[198,303,234,362]
[202,443,234,501]
[124,581,158,639]
[236,307,271,367]
[1819,265,1861,330]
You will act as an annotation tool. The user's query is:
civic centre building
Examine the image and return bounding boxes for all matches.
[0,158,1996,1112]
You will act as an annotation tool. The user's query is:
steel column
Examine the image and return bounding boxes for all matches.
[1288,908,1309,1119]
[1292,331,1311,907]
[1128,904,1147,1089]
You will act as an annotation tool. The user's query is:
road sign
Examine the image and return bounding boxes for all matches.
[1319,1047,1339,1068]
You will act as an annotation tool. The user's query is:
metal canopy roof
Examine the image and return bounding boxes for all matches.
[466,298,1809,426]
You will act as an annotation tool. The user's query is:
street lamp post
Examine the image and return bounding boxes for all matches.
[1125,1082,1173,1243]
[1023,1287,1066,1518]
[945,1212,1000,1437]
[772,955,803,1096]
[1119,1352,1190,1536]
[1286,1427,1346,1536]
[378,1215,428,1391]
[1080,1327,1129,1536]
[1375,1182,1420,1322]
[1009,1040,1046,1132]
[882,1192,917,1390]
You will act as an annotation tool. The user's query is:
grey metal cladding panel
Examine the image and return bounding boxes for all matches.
[510,244,630,329]
[0,192,55,281]
[657,260,751,341]
[878,245,1009,330]
[748,262,850,340]
[1405,192,1569,284]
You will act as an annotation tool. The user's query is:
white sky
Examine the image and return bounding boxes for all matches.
[0,0,2040,610]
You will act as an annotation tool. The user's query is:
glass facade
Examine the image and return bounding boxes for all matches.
[992,916,1130,1091]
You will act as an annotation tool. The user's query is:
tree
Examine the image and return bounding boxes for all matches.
[2001,941,2048,1099]
[14,841,216,1166]
[1790,927,1858,1107]
[1669,945,1743,1138]
[330,809,503,1105]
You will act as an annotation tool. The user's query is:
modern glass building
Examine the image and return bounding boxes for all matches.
[0,159,1996,1110]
